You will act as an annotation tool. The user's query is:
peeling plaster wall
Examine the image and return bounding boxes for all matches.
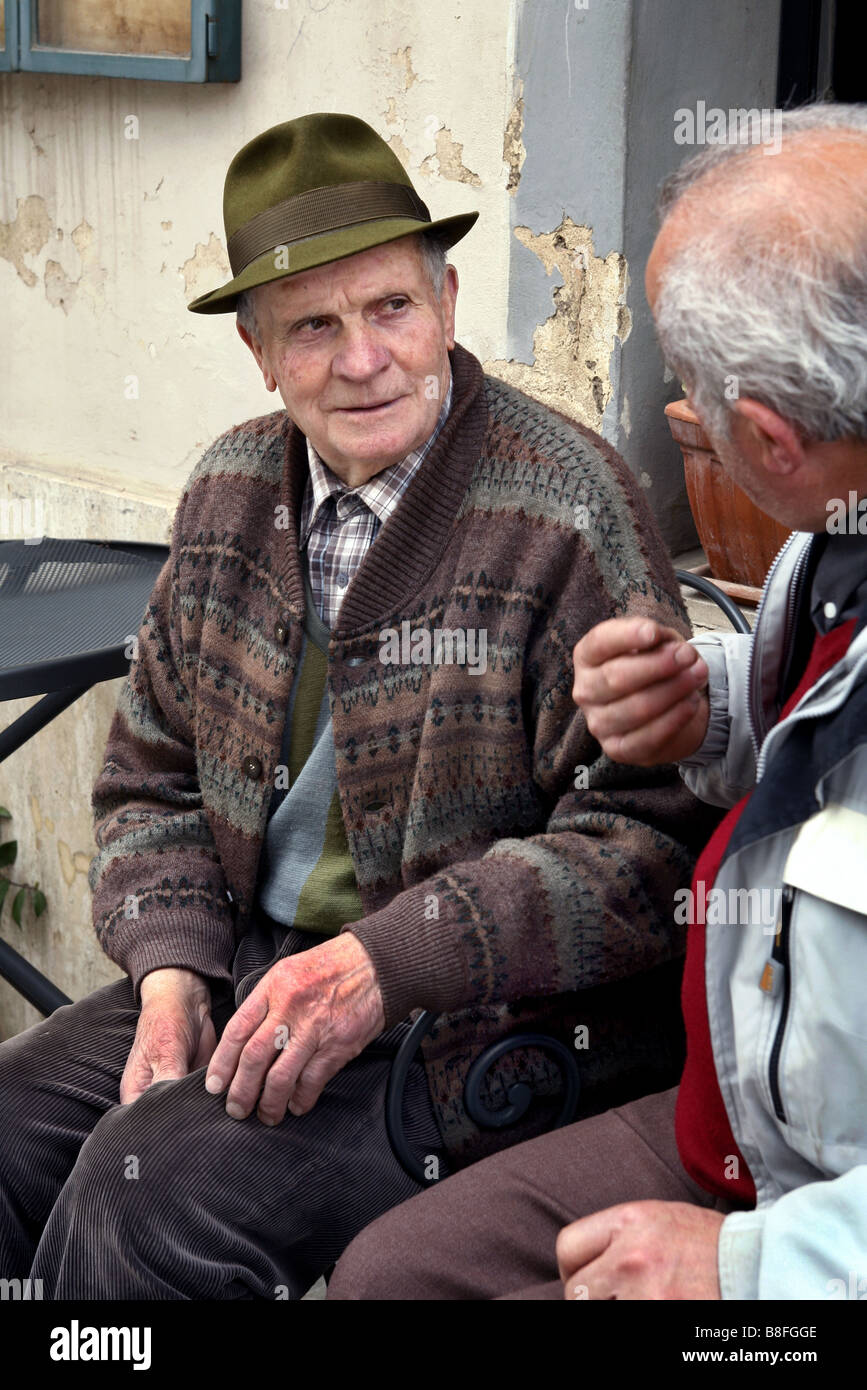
[620,0,783,549]
[487,0,631,438]
[0,1,512,497]
[493,0,782,550]
[486,217,631,429]
[0,1,515,1031]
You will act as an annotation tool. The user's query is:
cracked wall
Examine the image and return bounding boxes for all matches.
[504,0,783,547]
[0,5,513,496]
[181,233,231,301]
[420,127,482,186]
[503,79,525,194]
[486,217,630,432]
[0,198,108,315]
[0,194,53,286]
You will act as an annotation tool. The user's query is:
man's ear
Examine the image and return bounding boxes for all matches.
[732,398,807,475]
[441,264,458,351]
[236,320,277,392]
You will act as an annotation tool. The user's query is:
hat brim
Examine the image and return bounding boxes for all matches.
[187,211,479,314]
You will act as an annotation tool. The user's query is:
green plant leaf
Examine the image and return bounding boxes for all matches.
[0,806,11,818]
[33,888,47,917]
[0,878,9,912]
[0,839,17,867]
[11,887,26,926]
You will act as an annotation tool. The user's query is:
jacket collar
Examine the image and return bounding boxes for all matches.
[725,636,867,865]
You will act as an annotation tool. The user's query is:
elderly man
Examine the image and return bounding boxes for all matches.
[0,114,712,1299]
[326,101,867,1301]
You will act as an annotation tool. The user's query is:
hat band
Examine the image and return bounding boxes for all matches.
[227,179,432,276]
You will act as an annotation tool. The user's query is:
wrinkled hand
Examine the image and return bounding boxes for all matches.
[205,931,385,1124]
[557,1200,724,1300]
[572,617,710,766]
[120,967,216,1106]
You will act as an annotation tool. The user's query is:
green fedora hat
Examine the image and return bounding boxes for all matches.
[187,112,479,314]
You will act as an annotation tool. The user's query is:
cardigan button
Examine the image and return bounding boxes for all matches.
[364,799,387,813]
[346,655,365,667]
[243,755,263,780]
[274,619,289,644]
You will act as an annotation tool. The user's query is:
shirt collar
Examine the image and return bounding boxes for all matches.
[809,530,867,634]
[301,369,453,544]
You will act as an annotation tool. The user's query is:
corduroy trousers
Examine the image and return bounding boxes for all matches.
[0,920,446,1299]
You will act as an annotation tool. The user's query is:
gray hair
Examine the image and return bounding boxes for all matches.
[235,285,258,339]
[235,230,450,343]
[416,229,450,297]
[654,102,867,443]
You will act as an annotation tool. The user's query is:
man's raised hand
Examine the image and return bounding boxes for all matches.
[572,617,710,766]
[204,931,385,1125]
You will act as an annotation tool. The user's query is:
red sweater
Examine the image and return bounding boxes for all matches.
[675,618,857,1203]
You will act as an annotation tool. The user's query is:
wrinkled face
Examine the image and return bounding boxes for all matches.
[238,236,458,485]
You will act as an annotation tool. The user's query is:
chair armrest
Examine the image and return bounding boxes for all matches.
[384,1012,581,1186]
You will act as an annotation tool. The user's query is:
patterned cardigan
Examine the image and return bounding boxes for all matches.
[89,343,719,1167]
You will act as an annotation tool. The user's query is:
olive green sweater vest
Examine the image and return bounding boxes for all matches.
[255,567,364,934]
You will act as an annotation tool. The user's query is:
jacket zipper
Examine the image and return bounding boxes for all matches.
[746,533,809,768]
[768,884,795,1122]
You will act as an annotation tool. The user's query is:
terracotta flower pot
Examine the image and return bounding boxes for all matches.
[664,397,790,588]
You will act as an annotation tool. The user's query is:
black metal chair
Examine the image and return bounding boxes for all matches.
[674,569,752,634]
[0,536,170,1014]
[385,1012,582,1185]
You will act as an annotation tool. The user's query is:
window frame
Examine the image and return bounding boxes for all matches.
[9,0,240,82]
[0,0,20,73]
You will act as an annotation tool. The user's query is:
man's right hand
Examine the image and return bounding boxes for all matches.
[120,967,216,1106]
[572,617,710,767]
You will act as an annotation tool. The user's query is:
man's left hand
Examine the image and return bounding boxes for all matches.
[556,1200,724,1299]
[205,932,385,1124]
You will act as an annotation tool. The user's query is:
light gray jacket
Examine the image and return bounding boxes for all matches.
[681,531,867,1300]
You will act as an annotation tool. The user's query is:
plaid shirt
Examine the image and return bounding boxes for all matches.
[300,374,453,629]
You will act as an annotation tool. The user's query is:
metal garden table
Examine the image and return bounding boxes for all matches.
[0,536,169,1015]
